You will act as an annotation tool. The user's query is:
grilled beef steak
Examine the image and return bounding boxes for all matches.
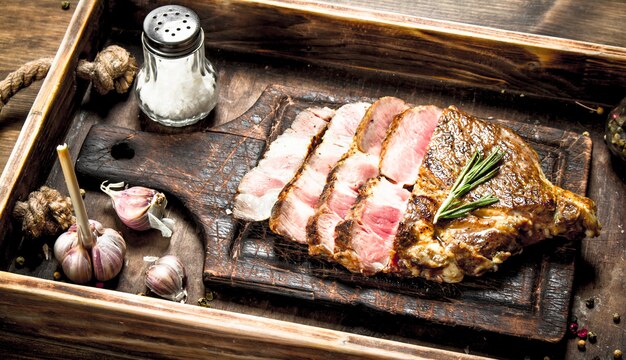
[308,97,409,257]
[270,102,370,243]
[233,107,334,221]
[234,100,600,283]
[333,106,442,274]
[392,106,600,282]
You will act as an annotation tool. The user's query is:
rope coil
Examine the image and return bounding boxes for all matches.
[0,45,138,112]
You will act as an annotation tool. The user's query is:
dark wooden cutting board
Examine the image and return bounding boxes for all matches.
[75,84,592,342]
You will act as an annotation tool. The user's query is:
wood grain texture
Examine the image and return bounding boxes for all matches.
[0,0,625,358]
[0,1,75,172]
[114,0,626,105]
[331,0,626,48]
[0,0,106,269]
[0,271,487,360]
[73,85,591,342]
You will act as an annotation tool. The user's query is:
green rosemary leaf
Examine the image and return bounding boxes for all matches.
[437,195,500,220]
[433,147,505,224]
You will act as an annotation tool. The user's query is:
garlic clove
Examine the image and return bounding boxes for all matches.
[61,245,93,284]
[92,228,127,281]
[54,220,103,262]
[101,181,175,237]
[145,255,187,303]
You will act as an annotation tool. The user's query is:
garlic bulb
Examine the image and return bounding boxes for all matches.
[53,219,127,283]
[101,181,174,237]
[145,255,187,303]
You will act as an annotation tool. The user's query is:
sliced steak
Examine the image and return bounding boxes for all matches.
[270,102,371,243]
[393,106,600,282]
[380,105,442,185]
[333,106,442,273]
[308,97,409,257]
[233,107,334,221]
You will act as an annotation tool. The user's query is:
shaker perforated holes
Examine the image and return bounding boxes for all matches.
[144,6,198,42]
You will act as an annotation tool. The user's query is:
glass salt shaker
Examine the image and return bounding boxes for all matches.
[135,5,218,127]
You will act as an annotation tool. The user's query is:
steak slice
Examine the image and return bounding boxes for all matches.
[335,176,411,274]
[308,97,409,257]
[270,102,370,243]
[233,107,334,221]
[393,106,600,282]
[333,106,442,274]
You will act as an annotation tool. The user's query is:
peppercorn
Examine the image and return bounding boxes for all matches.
[614,349,623,359]
[577,339,586,351]
[577,328,588,339]
[61,1,70,10]
[53,271,62,281]
[613,313,621,324]
[585,297,595,308]
[588,331,597,343]
[568,322,579,335]
[197,297,211,308]
[15,256,25,267]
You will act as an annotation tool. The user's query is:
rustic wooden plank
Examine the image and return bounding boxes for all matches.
[0,272,488,360]
[114,0,626,104]
[330,0,626,48]
[0,1,75,171]
[0,0,107,268]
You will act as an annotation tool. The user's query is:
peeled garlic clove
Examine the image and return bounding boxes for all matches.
[92,228,127,281]
[101,181,175,237]
[61,245,93,284]
[145,255,187,303]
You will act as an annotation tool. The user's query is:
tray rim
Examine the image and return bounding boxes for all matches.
[0,0,609,358]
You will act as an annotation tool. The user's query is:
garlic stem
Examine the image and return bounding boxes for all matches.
[56,144,94,249]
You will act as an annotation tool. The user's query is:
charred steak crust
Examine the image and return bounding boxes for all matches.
[394,106,600,281]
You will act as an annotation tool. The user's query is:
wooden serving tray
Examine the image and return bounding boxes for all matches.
[75,84,591,341]
[1,0,623,358]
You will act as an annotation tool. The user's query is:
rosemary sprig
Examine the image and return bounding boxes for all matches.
[433,146,505,224]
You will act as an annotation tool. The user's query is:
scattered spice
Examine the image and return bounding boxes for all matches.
[197,291,214,308]
[136,292,146,296]
[613,313,621,323]
[585,297,595,308]
[15,256,25,267]
[569,322,579,335]
[575,101,604,115]
[577,339,586,351]
[95,282,105,288]
[582,131,590,137]
[543,357,550,360]
[53,271,62,281]
[615,349,623,359]
[61,1,70,10]
[588,331,597,343]
[577,328,588,339]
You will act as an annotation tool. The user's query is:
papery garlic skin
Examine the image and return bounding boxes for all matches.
[145,255,187,303]
[101,181,174,237]
[92,228,127,281]
[61,244,93,284]
[54,219,126,284]
[54,220,104,260]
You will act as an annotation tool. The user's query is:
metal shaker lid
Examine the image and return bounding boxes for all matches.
[143,5,202,58]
